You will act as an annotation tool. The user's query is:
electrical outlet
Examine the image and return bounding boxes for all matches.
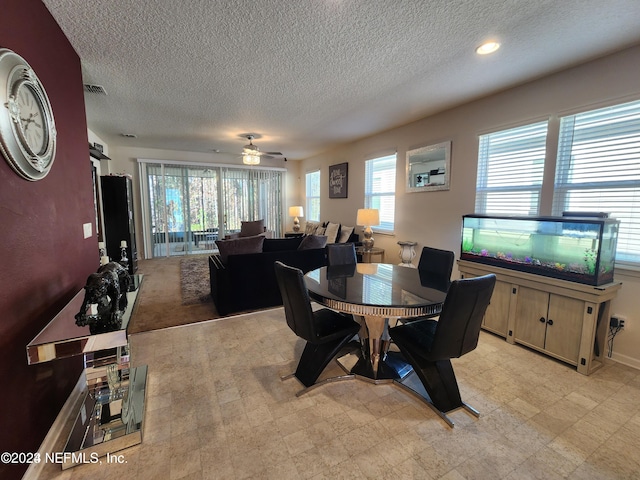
[610,315,626,329]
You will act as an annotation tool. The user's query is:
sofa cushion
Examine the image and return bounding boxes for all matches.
[298,235,328,250]
[262,237,303,252]
[304,221,321,235]
[337,225,354,243]
[216,235,265,263]
[324,222,340,243]
[240,219,265,237]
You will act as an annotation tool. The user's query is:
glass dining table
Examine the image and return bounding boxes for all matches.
[304,263,449,382]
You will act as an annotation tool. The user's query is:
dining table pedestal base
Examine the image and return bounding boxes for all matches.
[336,348,413,383]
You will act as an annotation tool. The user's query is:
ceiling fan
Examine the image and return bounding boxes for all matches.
[241,135,284,164]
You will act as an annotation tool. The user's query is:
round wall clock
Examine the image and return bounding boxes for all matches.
[0,48,56,181]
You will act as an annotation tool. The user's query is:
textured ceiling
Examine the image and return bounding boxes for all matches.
[42,0,640,162]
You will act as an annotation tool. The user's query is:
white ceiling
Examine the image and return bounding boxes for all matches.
[43,0,640,162]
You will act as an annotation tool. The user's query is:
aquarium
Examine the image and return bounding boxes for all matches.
[461,214,619,286]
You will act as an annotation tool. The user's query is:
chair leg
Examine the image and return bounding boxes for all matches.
[394,342,470,421]
[414,359,464,413]
[294,372,355,397]
[294,335,356,388]
[393,380,455,427]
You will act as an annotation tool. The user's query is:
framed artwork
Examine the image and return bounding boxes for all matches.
[329,162,348,198]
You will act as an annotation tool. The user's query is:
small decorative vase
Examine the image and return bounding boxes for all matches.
[397,241,417,268]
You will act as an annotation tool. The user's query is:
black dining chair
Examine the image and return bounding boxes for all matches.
[390,273,496,427]
[397,246,455,324]
[326,243,357,266]
[274,261,361,396]
[417,246,455,281]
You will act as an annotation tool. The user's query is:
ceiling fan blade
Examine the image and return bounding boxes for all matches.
[264,151,283,156]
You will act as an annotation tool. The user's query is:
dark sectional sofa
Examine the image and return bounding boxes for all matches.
[209,236,328,316]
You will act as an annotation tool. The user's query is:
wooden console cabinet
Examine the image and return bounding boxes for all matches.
[458,260,621,375]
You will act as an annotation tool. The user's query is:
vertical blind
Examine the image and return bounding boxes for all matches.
[552,99,640,264]
[475,121,548,215]
[219,167,283,234]
[305,170,321,222]
[365,154,397,232]
[141,161,284,257]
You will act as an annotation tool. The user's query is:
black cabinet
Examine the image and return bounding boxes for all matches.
[101,175,138,274]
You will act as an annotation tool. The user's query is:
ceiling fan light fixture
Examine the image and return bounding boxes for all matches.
[243,153,260,165]
[242,143,260,155]
[242,135,261,164]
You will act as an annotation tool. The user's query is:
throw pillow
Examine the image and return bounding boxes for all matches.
[337,225,354,243]
[304,221,320,235]
[240,219,264,237]
[324,222,340,244]
[316,226,326,235]
[297,235,328,250]
[216,235,265,263]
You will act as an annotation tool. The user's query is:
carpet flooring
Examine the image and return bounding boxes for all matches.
[128,256,219,334]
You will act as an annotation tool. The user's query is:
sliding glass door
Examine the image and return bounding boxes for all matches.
[141,161,284,257]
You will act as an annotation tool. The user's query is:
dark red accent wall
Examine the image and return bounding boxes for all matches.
[0,1,97,478]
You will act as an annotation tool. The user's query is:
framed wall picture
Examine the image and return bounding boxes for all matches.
[329,162,348,198]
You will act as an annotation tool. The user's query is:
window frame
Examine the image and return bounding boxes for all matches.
[364,153,397,233]
[305,169,321,222]
[475,120,549,216]
[552,99,640,266]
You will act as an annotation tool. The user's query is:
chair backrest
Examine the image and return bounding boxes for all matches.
[326,243,357,266]
[417,246,455,281]
[428,273,496,360]
[274,261,317,342]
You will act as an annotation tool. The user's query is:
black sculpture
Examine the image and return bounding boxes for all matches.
[75,262,131,334]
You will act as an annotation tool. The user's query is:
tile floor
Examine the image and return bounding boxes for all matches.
[36,308,640,479]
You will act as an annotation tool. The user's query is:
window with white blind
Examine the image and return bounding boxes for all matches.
[475,121,548,215]
[364,153,396,232]
[552,99,640,265]
[305,170,320,222]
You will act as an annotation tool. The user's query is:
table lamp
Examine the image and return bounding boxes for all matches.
[289,206,304,232]
[356,208,380,251]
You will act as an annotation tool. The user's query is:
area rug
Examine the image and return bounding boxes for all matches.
[180,256,212,305]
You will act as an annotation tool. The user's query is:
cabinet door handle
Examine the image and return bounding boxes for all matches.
[547,319,554,326]
[539,317,546,323]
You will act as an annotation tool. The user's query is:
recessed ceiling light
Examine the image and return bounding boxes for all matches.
[476,42,501,55]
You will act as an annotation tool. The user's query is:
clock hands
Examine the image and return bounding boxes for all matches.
[20,112,40,131]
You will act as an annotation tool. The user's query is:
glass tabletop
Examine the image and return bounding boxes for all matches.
[304,264,448,310]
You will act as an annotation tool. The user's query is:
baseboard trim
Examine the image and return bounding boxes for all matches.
[608,352,640,371]
[22,373,85,480]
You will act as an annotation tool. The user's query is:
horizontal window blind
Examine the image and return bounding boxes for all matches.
[475,121,548,215]
[553,99,640,264]
[305,170,321,222]
[365,154,396,232]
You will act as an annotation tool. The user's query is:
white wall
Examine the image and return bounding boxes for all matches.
[298,45,640,369]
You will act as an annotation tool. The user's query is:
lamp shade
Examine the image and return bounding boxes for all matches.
[289,206,304,217]
[356,208,379,226]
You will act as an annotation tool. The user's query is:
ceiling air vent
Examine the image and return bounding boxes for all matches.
[83,84,107,95]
